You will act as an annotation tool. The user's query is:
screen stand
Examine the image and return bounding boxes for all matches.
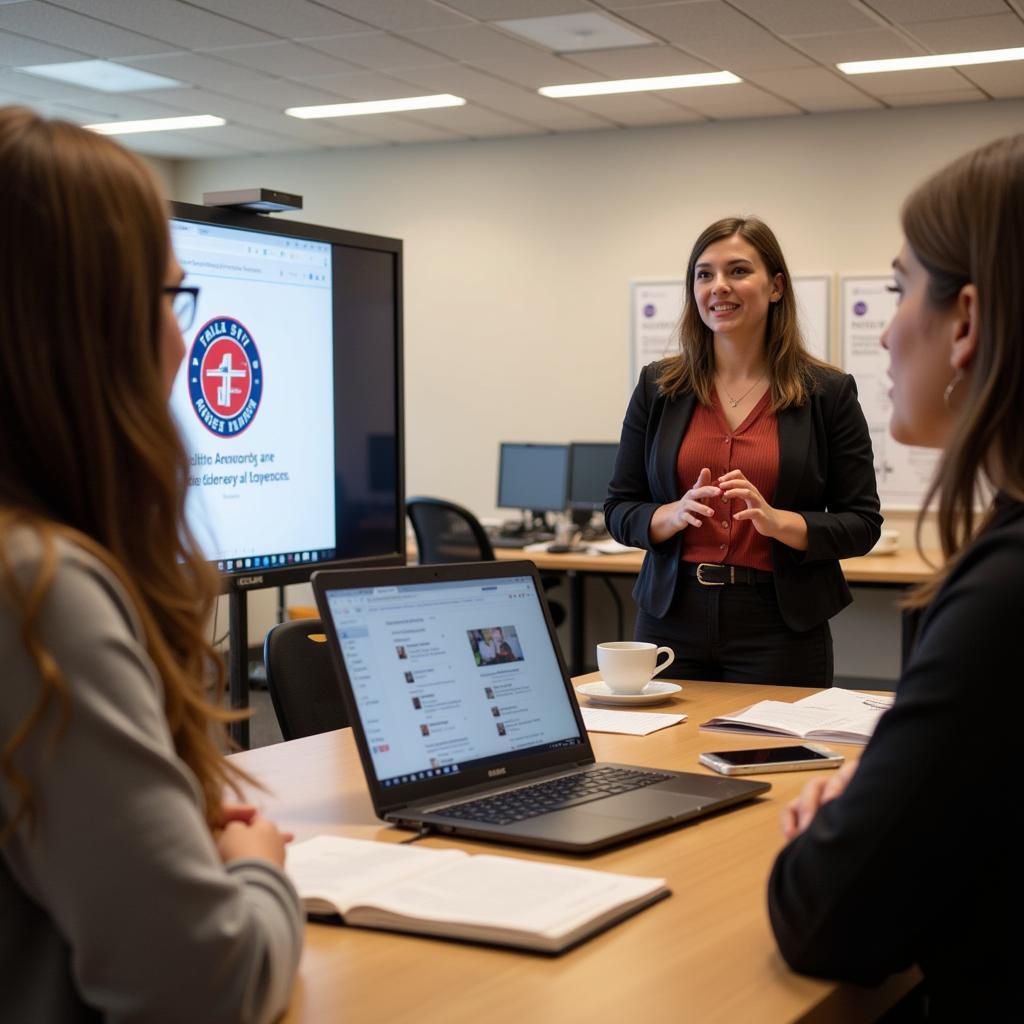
[228,590,250,750]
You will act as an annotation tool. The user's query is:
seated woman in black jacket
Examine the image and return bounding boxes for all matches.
[768,134,1023,1020]
[605,217,880,685]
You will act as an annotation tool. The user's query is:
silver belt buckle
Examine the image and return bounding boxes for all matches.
[696,563,728,586]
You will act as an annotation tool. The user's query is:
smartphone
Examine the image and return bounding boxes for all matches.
[699,743,844,776]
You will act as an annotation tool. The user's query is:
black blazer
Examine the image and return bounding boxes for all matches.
[604,362,882,633]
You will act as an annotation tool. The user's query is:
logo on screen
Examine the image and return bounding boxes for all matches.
[187,316,263,436]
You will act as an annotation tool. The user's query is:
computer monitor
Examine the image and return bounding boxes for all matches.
[168,201,405,592]
[497,443,570,518]
[568,442,619,511]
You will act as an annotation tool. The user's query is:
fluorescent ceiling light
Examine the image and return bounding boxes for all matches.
[86,115,226,136]
[16,60,183,93]
[286,94,465,119]
[539,71,741,98]
[839,46,1024,75]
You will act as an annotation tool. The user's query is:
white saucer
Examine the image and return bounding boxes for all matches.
[575,680,682,706]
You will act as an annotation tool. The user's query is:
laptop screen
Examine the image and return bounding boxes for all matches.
[323,573,583,788]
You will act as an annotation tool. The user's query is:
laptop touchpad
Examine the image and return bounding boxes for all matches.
[578,791,706,822]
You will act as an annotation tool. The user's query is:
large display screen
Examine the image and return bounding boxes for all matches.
[168,202,404,590]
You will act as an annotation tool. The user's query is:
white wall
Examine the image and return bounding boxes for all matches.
[176,99,1024,667]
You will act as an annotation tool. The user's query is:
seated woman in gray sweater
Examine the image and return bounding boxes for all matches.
[0,107,302,1023]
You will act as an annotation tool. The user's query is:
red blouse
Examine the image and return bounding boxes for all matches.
[675,391,779,572]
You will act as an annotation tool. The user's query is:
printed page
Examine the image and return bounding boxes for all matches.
[353,853,665,939]
[285,836,466,914]
[581,708,687,736]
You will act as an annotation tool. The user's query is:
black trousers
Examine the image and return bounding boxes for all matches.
[635,575,833,686]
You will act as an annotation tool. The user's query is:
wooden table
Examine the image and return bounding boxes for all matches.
[493,546,939,674]
[232,679,917,1024]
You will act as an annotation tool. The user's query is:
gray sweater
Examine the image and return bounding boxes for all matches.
[0,532,303,1023]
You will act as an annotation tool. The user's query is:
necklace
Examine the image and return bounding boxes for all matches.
[719,374,766,409]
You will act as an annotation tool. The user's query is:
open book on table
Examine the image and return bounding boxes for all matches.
[699,687,894,745]
[285,835,669,954]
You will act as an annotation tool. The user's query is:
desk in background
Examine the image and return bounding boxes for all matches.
[231,679,916,1024]
[491,546,938,675]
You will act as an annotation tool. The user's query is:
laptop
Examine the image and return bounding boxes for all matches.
[312,560,769,853]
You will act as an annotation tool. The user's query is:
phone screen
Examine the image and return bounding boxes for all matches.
[709,745,832,766]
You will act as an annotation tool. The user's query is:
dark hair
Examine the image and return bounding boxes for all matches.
[657,216,833,408]
[902,134,1024,606]
[0,106,247,840]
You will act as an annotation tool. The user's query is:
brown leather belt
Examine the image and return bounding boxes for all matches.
[684,562,774,586]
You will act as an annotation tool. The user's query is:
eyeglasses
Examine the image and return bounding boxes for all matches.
[163,285,200,332]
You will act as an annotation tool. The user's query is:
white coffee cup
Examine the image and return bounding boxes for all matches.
[596,641,676,694]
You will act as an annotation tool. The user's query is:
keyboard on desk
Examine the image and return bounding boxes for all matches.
[435,767,672,826]
[491,534,532,549]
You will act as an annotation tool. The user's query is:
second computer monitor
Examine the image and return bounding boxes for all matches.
[568,442,619,511]
[497,443,570,514]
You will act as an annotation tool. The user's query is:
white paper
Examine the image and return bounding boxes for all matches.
[581,708,687,735]
[840,276,941,510]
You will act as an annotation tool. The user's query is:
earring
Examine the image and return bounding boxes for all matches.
[943,371,964,408]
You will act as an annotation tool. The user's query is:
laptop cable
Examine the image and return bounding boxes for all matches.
[398,825,434,845]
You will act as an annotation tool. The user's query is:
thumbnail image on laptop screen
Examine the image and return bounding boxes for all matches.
[324,575,582,787]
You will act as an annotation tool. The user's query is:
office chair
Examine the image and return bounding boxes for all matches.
[406,496,565,628]
[406,496,496,563]
[263,618,348,741]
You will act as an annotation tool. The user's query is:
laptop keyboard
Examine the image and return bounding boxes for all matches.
[435,767,673,826]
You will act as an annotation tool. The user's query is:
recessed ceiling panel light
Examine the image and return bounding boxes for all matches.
[496,13,653,53]
[839,46,1024,75]
[285,94,466,119]
[86,115,226,136]
[539,71,741,99]
[16,60,183,93]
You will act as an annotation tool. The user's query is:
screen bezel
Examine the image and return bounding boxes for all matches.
[311,560,594,815]
[496,442,570,514]
[169,200,406,593]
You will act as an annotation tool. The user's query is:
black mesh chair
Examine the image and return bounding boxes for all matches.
[406,496,495,563]
[406,496,565,627]
[263,618,348,741]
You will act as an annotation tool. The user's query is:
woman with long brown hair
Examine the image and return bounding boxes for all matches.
[0,107,301,1022]
[605,217,880,685]
[769,136,1023,1018]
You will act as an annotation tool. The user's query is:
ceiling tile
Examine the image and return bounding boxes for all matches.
[565,43,716,78]
[1,1,172,58]
[401,103,543,136]
[214,78,340,106]
[48,0,274,49]
[462,88,616,130]
[905,14,1024,52]
[742,66,883,111]
[881,89,988,106]
[862,0,1008,23]
[850,67,974,96]
[617,1,814,71]
[121,52,281,89]
[440,1,590,17]
[117,130,240,158]
[469,53,606,88]
[958,62,1024,98]
[202,41,364,79]
[562,91,706,125]
[298,31,451,70]
[288,70,429,100]
[331,113,466,143]
[404,24,555,61]
[670,81,803,118]
[792,28,921,64]
[312,0,475,32]
[183,0,366,38]
[0,29,86,67]
[728,0,879,37]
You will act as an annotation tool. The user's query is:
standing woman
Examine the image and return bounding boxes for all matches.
[769,135,1023,1018]
[605,218,881,685]
[0,108,302,1022]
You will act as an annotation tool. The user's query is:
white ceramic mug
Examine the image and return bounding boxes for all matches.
[596,641,675,694]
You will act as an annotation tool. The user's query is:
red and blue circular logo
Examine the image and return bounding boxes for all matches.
[187,316,263,436]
